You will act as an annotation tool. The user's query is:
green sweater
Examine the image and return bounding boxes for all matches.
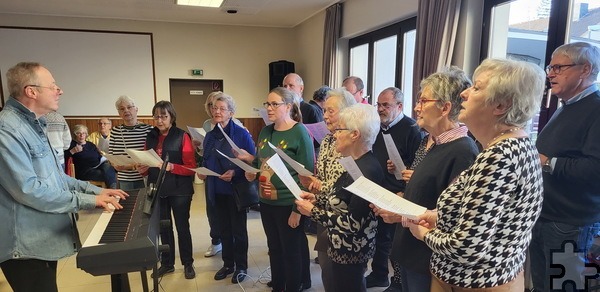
[253,123,315,208]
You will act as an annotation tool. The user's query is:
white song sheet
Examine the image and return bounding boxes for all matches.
[186,167,221,176]
[217,123,241,152]
[187,126,206,143]
[97,137,109,154]
[266,154,303,200]
[345,176,426,220]
[267,142,313,176]
[216,149,260,173]
[104,154,136,167]
[383,133,406,179]
[338,156,363,181]
[125,149,163,166]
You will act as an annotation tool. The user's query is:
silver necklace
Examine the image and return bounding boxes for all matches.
[486,127,521,148]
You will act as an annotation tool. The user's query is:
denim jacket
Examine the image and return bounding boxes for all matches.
[0,98,100,263]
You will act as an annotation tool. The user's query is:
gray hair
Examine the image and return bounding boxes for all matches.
[552,42,600,80]
[115,95,135,109]
[339,104,381,149]
[73,124,89,136]
[6,62,42,99]
[420,66,472,121]
[284,73,304,86]
[327,88,357,110]
[382,87,404,104]
[205,91,222,117]
[214,92,237,113]
[312,85,331,102]
[474,58,545,127]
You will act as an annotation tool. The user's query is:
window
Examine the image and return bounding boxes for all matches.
[482,0,600,139]
[349,18,417,117]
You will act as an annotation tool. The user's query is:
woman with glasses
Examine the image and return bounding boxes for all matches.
[373,67,478,292]
[137,100,197,280]
[198,92,256,284]
[242,87,315,292]
[65,124,118,189]
[405,59,545,291]
[295,103,383,292]
[297,88,356,291]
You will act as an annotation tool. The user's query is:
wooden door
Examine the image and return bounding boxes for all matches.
[169,79,223,130]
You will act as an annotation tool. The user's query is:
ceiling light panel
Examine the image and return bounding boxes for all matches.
[176,0,223,7]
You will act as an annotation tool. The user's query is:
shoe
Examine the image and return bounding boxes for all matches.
[204,243,222,257]
[184,264,196,279]
[231,269,247,283]
[267,281,272,287]
[383,284,402,292]
[214,266,234,280]
[151,265,174,278]
[314,256,319,264]
[365,274,390,288]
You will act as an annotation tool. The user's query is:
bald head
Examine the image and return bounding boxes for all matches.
[283,73,304,97]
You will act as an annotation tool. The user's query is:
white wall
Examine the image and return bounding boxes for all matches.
[342,0,418,38]
[0,14,297,118]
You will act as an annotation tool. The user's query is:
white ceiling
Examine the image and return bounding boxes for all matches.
[0,0,340,28]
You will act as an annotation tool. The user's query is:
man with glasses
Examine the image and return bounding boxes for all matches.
[367,87,422,289]
[109,95,152,191]
[532,42,600,291]
[343,76,369,104]
[87,117,112,155]
[0,62,126,292]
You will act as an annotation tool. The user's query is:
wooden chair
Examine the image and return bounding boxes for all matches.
[66,157,107,188]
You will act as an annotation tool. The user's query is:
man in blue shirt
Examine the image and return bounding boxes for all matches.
[0,62,127,292]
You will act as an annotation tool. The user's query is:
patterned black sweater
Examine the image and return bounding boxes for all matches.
[425,137,543,288]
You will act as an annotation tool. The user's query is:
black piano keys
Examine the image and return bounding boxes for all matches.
[99,191,139,244]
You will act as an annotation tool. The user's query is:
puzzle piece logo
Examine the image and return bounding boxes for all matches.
[550,240,599,291]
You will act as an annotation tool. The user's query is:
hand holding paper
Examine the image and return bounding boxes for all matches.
[266,154,303,200]
[344,176,426,220]
[383,133,406,179]
[125,149,163,166]
[187,126,206,145]
[186,167,221,177]
[216,149,260,173]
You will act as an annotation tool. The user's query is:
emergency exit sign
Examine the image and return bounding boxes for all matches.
[191,69,203,76]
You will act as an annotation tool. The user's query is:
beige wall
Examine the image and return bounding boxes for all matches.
[0,14,297,118]
[294,10,327,100]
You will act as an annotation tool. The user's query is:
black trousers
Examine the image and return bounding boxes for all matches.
[332,260,367,292]
[215,193,248,270]
[159,195,194,267]
[369,217,395,280]
[260,204,309,291]
[1,259,58,292]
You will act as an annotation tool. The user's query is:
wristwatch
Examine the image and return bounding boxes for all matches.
[542,157,553,173]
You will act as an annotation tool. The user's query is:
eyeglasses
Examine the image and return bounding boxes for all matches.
[263,102,286,108]
[332,128,352,133]
[25,84,61,93]
[417,98,441,106]
[376,102,399,109]
[75,132,87,136]
[98,122,111,125]
[211,106,230,112]
[545,63,580,75]
[153,115,170,120]
[117,105,136,112]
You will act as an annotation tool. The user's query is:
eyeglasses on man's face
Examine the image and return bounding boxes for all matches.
[545,63,580,75]
[263,102,286,109]
[117,105,136,112]
[376,102,399,109]
[98,122,111,125]
[25,84,62,93]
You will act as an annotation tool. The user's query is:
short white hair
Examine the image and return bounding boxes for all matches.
[339,104,380,149]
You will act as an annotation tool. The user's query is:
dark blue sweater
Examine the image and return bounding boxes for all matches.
[536,91,600,225]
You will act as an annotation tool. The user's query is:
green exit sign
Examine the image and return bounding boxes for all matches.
[191,69,203,76]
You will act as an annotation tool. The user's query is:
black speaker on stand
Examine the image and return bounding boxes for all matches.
[269,60,295,91]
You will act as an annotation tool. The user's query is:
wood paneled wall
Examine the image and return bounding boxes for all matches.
[65,117,266,145]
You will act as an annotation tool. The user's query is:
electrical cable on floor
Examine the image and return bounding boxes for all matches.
[235,266,271,291]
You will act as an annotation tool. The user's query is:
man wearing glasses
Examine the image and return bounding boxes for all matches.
[367,87,422,289]
[0,62,126,291]
[532,42,600,291]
